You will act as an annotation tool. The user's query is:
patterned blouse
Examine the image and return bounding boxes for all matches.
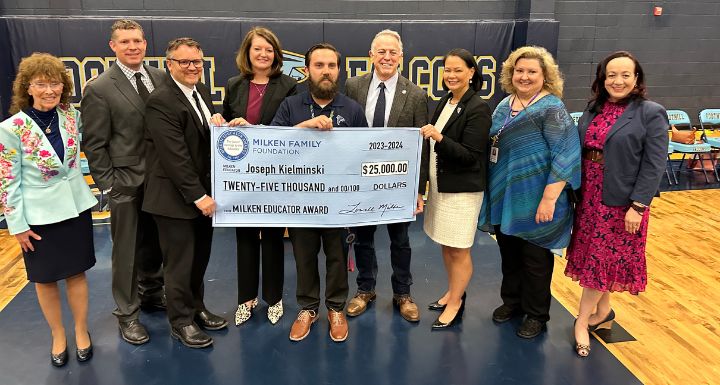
[479,94,581,251]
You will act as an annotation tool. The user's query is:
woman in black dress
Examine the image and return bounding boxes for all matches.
[222,27,297,325]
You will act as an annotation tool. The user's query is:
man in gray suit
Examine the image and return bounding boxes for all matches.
[344,29,428,322]
[81,19,165,345]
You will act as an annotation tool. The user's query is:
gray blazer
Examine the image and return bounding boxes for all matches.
[344,72,429,128]
[81,63,166,196]
[577,99,669,206]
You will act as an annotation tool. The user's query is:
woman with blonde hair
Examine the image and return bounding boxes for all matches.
[479,46,581,338]
[221,27,297,325]
[0,53,97,366]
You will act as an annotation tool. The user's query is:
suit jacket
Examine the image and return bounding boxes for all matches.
[0,105,97,234]
[419,90,492,193]
[222,74,297,124]
[344,72,429,128]
[578,99,669,206]
[142,75,215,219]
[80,63,166,196]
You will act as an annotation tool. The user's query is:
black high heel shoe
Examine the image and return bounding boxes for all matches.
[588,309,615,332]
[51,340,68,367]
[428,292,466,311]
[431,294,466,329]
[76,333,93,362]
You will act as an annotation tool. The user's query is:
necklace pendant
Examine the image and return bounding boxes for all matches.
[45,127,51,134]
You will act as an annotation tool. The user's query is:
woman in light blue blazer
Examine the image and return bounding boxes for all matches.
[0,53,97,367]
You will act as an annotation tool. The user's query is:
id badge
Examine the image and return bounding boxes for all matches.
[490,146,499,163]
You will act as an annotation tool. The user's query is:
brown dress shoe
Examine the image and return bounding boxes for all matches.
[393,294,420,322]
[289,310,318,341]
[328,310,349,342]
[346,292,376,317]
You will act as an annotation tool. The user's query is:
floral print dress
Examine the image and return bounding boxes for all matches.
[564,102,649,294]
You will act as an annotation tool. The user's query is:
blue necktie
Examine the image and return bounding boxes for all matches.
[372,82,386,127]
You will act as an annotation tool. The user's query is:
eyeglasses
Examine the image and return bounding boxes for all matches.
[168,58,204,68]
[30,82,64,90]
[374,50,401,58]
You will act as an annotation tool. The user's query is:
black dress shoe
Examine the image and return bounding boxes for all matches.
[588,309,615,332]
[428,292,466,311]
[171,324,213,348]
[76,333,93,362]
[51,342,68,367]
[195,310,228,331]
[119,319,150,345]
[516,317,546,339]
[431,297,466,329]
[492,304,522,323]
[140,296,167,311]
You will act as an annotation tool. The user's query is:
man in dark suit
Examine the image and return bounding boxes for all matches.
[344,30,428,322]
[81,19,165,345]
[143,37,227,348]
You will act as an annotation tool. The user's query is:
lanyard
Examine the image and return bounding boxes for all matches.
[491,90,541,146]
[309,104,334,120]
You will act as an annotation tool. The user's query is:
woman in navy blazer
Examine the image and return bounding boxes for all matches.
[221,27,297,326]
[0,53,97,366]
[564,51,669,357]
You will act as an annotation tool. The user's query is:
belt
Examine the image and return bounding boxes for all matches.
[582,148,604,164]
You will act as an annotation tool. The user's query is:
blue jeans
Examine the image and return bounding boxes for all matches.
[352,222,412,295]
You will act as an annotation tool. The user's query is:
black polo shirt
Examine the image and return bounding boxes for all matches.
[270,91,368,128]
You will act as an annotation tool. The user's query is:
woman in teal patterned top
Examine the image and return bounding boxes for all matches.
[479,46,581,339]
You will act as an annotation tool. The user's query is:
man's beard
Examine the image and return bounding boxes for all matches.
[308,74,338,100]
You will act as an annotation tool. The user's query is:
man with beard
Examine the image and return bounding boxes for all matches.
[271,43,367,343]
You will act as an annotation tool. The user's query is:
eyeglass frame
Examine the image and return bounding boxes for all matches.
[29,82,64,91]
[167,58,205,68]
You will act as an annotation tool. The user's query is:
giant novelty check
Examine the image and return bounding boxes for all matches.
[211,125,423,227]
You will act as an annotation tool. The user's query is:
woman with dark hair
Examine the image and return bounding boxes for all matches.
[419,48,492,329]
[0,53,97,366]
[479,46,581,339]
[221,26,297,326]
[565,51,669,357]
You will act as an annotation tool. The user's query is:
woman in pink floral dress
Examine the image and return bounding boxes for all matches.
[565,51,669,357]
[0,53,97,366]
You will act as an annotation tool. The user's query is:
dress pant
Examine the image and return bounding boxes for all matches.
[153,214,213,328]
[352,222,412,295]
[288,227,348,311]
[108,189,164,322]
[494,225,554,322]
[236,227,285,305]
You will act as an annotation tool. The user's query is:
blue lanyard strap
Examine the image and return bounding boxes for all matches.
[309,104,334,120]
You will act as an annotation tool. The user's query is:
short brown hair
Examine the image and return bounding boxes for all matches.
[110,19,144,40]
[236,27,284,78]
[10,53,73,114]
[305,43,341,67]
[166,37,203,59]
[500,46,564,98]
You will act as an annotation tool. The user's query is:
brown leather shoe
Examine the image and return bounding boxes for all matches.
[346,292,376,317]
[393,294,420,322]
[328,310,349,342]
[289,310,318,341]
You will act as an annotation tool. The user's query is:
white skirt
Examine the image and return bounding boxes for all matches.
[423,139,484,248]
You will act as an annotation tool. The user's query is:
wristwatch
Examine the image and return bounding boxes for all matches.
[630,202,647,214]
